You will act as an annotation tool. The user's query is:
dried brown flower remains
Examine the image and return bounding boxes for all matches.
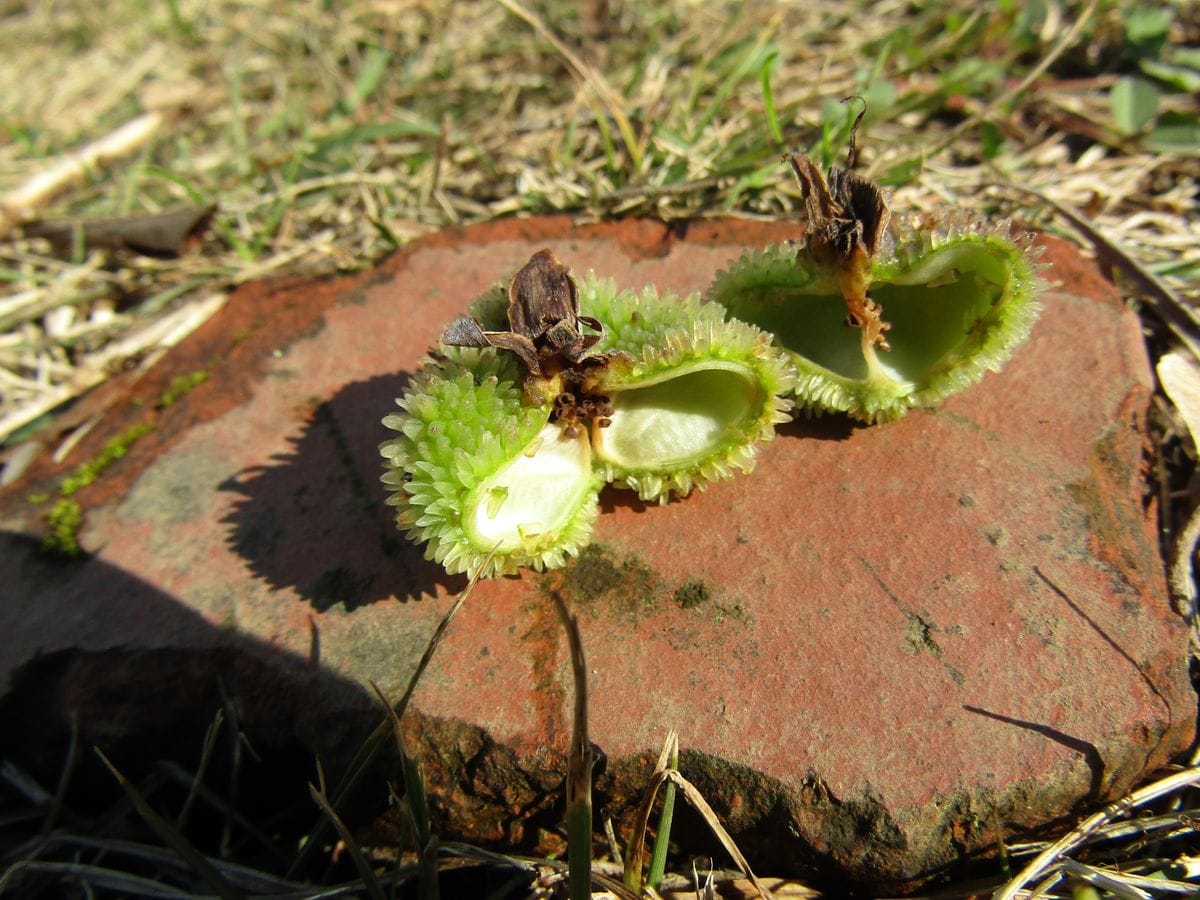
[786,102,893,352]
[441,249,629,437]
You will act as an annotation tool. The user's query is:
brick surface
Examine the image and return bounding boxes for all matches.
[0,216,1192,889]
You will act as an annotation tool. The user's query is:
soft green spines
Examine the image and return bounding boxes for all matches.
[877,226,1042,409]
[581,276,728,357]
[380,347,600,578]
[581,275,796,502]
[707,224,1042,422]
[383,271,799,576]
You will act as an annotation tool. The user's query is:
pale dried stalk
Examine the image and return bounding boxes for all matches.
[496,0,642,172]
[627,765,775,900]
[0,112,164,239]
[0,293,226,444]
[994,766,1200,900]
[0,286,114,336]
[1158,351,1200,615]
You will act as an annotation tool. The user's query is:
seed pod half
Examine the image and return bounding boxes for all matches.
[706,223,1043,422]
[380,347,602,578]
[580,275,796,502]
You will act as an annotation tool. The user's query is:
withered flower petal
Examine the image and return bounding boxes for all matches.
[785,154,892,351]
[506,248,580,340]
[441,315,491,348]
[826,167,890,258]
[441,249,626,426]
[441,315,542,376]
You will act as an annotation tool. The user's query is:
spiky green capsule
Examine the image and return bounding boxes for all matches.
[580,275,795,502]
[707,223,1043,422]
[381,348,601,578]
[381,254,797,577]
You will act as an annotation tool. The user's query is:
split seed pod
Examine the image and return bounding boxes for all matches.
[381,251,619,578]
[380,250,796,577]
[380,346,602,578]
[579,275,795,502]
[708,113,1042,422]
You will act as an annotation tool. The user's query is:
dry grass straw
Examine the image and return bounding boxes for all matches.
[994,763,1200,900]
[623,730,776,899]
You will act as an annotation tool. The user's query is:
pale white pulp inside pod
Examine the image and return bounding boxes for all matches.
[466,422,593,551]
[592,361,759,471]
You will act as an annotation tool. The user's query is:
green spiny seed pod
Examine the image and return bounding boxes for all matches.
[382,250,796,577]
[380,347,602,578]
[707,222,1043,422]
[581,275,796,502]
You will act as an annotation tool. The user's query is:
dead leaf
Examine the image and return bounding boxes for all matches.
[22,204,216,257]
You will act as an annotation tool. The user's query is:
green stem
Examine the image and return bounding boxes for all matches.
[646,773,677,889]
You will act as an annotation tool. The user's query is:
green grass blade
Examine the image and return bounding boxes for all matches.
[759,50,784,146]
[645,741,679,890]
[94,749,245,900]
[341,46,394,115]
[287,556,489,878]
[623,730,678,891]
[0,860,196,898]
[308,779,387,900]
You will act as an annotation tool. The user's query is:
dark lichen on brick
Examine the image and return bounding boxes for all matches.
[673,580,711,609]
[713,601,748,624]
[544,543,659,620]
[902,611,942,656]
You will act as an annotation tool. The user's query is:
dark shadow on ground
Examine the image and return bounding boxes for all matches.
[0,532,393,877]
[779,410,861,441]
[0,530,1164,896]
[597,483,650,514]
[963,704,1104,801]
[219,374,466,611]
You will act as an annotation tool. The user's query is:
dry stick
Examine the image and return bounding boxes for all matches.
[1001,180,1200,361]
[496,0,643,172]
[0,283,112,334]
[1170,506,1200,619]
[1060,858,1186,897]
[993,765,1200,900]
[22,205,216,257]
[0,112,165,240]
[1159,351,1200,616]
